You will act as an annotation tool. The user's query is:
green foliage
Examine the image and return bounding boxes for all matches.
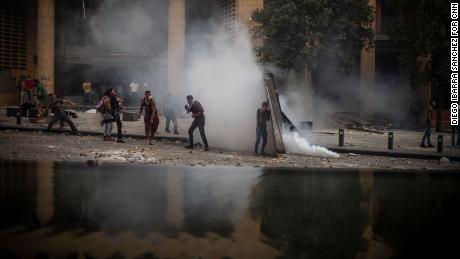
[388,0,449,91]
[252,0,374,74]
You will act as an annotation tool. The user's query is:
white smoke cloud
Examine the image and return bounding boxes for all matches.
[185,27,266,152]
[282,129,340,158]
[184,26,338,158]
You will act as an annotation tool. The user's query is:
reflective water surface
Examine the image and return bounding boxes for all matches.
[1,160,460,258]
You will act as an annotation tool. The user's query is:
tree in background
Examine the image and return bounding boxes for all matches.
[389,0,449,128]
[252,0,374,82]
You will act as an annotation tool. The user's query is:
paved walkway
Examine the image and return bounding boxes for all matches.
[302,129,460,158]
[1,107,459,160]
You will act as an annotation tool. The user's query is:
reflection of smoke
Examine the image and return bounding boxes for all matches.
[185,27,265,152]
[282,129,339,158]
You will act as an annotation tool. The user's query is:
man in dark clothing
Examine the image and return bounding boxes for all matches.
[46,95,82,136]
[420,100,435,148]
[164,94,179,134]
[185,95,209,151]
[101,89,125,143]
[255,101,271,155]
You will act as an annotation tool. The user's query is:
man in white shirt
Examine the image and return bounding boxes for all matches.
[129,79,139,105]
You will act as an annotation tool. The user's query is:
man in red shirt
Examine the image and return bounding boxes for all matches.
[24,77,36,92]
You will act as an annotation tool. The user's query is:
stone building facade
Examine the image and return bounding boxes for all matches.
[0,0,408,116]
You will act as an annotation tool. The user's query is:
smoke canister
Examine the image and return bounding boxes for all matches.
[437,135,443,153]
[339,129,344,146]
[388,132,394,150]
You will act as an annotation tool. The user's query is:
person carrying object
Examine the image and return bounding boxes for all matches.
[184,95,209,151]
[46,95,82,136]
[254,101,271,156]
[101,89,125,143]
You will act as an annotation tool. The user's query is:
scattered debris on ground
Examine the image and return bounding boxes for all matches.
[0,131,459,171]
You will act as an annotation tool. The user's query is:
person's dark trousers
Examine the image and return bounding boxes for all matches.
[188,117,208,148]
[47,114,78,133]
[420,124,433,146]
[255,127,268,153]
[165,114,178,133]
[102,112,123,140]
[84,92,92,105]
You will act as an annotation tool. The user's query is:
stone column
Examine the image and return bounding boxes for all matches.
[360,0,376,119]
[37,0,55,94]
[167,0,185,96]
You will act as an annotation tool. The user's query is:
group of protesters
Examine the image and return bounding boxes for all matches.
[17,76,49,112]
[15,76,460,156]
[15,74,268,154]
[92,87,209,151]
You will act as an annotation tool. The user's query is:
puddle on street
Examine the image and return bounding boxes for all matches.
[1,160,460,258]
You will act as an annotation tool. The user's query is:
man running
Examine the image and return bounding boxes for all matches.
[184,95,209,151]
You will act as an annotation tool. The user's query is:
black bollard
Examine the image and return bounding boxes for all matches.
[437,135,443,153]
[388,132,394,150]
[339,129,344,146]
[16,112,21,125]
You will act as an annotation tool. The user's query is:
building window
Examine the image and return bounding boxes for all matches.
[0,0,28,71]
[215,0,236,42]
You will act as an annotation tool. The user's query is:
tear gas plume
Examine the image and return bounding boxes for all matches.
[85,0,339,157]
[184,27,338,157]
[282,129,340,158]
[277,62,416,130]
[185,28,266,152]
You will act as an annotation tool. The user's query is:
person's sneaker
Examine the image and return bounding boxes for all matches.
[174,131,179,135]
[185,145,193,149]
[420,144,427,148]
[428,144,434,148]
[204,147,209,151]
[165,129,171,133]
[103,136,108,141]
[117,139,125,143]
[100,120,104,127]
